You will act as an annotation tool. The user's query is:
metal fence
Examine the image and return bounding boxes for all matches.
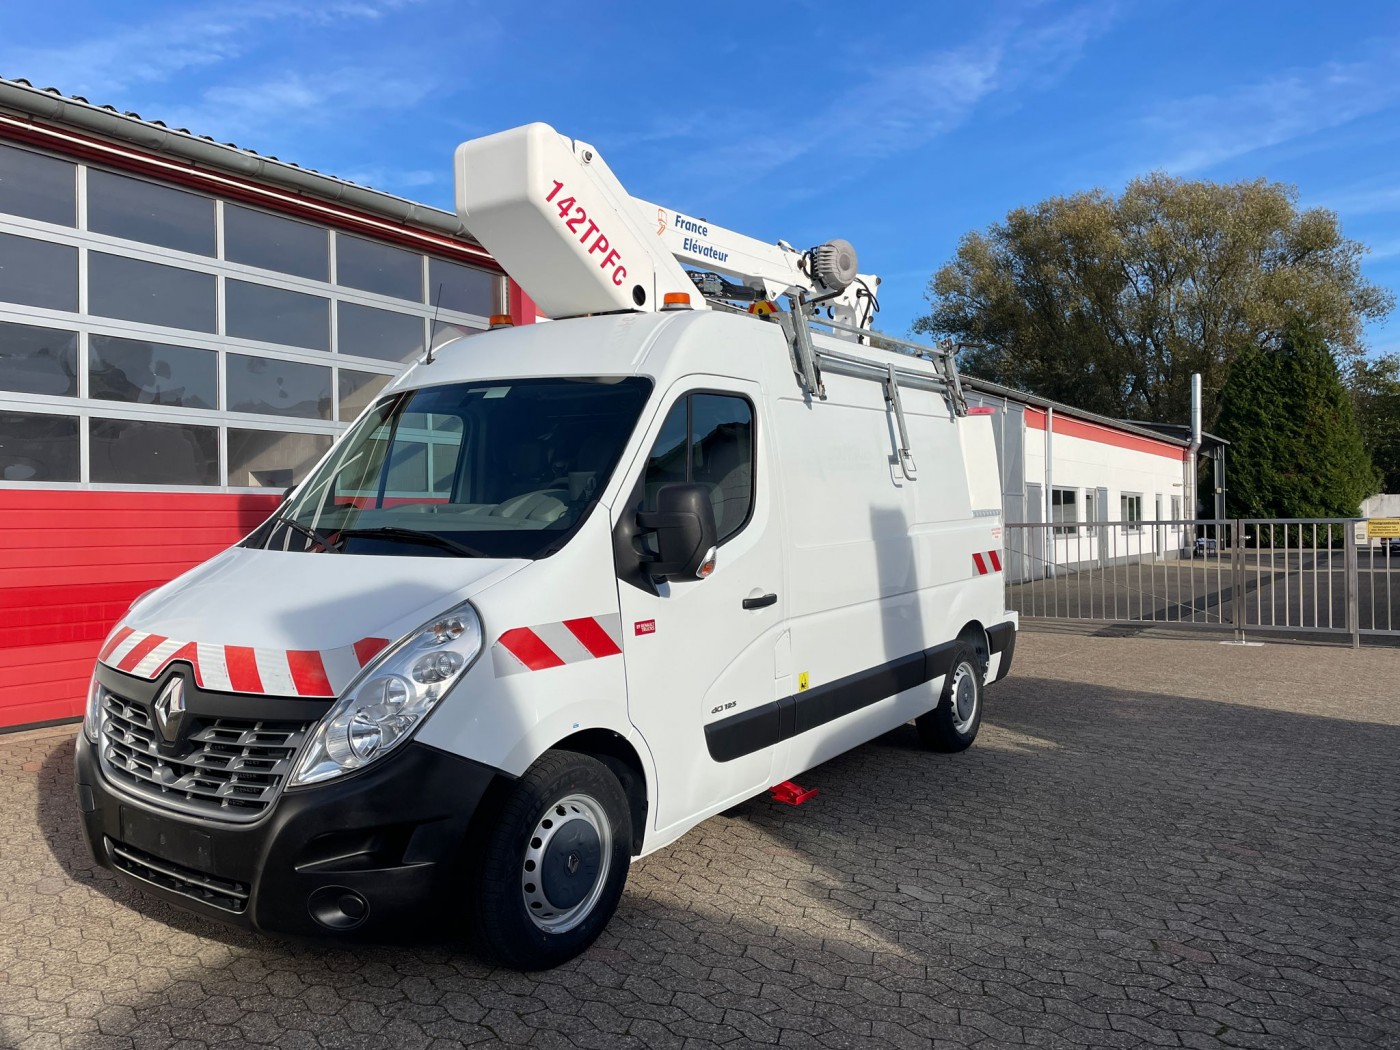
[1004,519,1398,645]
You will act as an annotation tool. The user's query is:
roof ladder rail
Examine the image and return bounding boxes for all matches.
[807,315,969,417]
[778,295,826,400]
[883,363,917,481]
[937,351,969,417]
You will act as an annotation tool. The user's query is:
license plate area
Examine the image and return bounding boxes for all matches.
[119,805,215,872]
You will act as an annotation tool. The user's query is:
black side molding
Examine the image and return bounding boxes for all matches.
[704,626,1026,764]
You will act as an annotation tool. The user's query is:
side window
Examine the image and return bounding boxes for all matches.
[642,393,754,543]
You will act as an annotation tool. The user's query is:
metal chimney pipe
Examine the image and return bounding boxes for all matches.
[1191,374,1203,447]
[1188,374,1203,521]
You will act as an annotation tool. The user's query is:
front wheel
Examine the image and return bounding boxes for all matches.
[468,750,632,970]
[916,643,985,752]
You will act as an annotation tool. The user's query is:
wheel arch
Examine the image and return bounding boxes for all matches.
[955,619,991,669]
[552,728,649,855]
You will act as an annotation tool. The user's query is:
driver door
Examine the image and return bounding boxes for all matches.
[615,381,790,837]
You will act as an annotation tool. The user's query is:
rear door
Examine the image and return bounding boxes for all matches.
[614,380,789,836]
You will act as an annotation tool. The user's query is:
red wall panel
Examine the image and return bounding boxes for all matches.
[1024,408,1187,461]
[0,490,281,729]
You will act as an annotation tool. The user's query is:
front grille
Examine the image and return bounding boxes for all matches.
[107,837,249,913]
[99,692,313,823]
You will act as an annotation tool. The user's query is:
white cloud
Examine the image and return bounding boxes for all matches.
[1,1,423,98]
[619,1,1116,206]
[1364,237,1400,263]
[1313,183,1400,218]
[1136,50,1400,175]
[337,166,443,192]
[155,68,435,144]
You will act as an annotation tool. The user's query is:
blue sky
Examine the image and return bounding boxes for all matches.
[3,1,1399,352]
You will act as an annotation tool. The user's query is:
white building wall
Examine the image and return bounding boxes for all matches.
[1018,412,1190,574]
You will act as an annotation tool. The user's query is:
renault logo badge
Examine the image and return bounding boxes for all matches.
[153,675,187,744]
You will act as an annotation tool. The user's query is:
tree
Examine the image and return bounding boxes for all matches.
[916,173,1394,428]
[1216,323,1378,518]
[1346,354,1400,494]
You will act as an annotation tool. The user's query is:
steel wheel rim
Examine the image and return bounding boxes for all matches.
[950,660,979,734]
[521,792,612,934]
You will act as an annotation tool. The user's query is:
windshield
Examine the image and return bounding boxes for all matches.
[247,376,653,559]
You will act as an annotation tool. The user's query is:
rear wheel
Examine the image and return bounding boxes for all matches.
[916,642,984,752]
[468,750,631,970]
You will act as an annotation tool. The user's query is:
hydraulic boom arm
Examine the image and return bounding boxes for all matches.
[454,123,879,328]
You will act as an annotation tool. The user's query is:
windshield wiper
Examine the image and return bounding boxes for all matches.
[335,526,489,558]
[271,515,342,553]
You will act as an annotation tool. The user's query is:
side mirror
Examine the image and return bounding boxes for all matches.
[280,485,296,504]
[636,483,718,580]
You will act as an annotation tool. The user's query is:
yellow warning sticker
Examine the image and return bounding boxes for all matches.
[798,672,810,691]
[1369,518,1400,538]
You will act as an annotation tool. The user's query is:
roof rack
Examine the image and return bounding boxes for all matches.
[708,294,968,421]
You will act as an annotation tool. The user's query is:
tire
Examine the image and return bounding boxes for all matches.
[916,642,985,753]
[468,750,632,970]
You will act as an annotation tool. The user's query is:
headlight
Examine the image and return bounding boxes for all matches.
[82,672,104,743]
[290,601,483,786]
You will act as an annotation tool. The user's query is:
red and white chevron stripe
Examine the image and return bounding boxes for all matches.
[97,625,391,698]
[972,550,1003,576]
[491,614,624,676]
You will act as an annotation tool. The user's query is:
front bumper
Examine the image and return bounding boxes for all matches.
[987,619,1017,682]
[75,731,500,938]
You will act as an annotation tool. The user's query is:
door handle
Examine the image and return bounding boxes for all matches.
[742,593,778,610]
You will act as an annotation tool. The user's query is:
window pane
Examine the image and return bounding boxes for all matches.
[369,412,465,497]
[428,257,495,315]
[690,394,753,542]
[90,417,217,486]
[1120,494,1142,528]
[386,431,428,492]
[89,335,216,409]
[0,143,75,225]
[430,415,463,493]
[0,411,78,481]
[89,252,216,332]
[0,321,77,396]
[429,320,482,356]
[226,279,329,350]
[224,204,328,280]
[338,368,392,421]
[87,169,215,256]
[228,429,332,488]
[0,232,77,311]
[1052,488,1078,534]
[337,301,424,362]
[337,234,421,301]
[643,401,689,499]
[226,353,331,419]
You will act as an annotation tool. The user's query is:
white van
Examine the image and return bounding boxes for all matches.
[75,304,1017,970]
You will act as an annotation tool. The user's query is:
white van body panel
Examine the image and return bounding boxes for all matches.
[412,508,647,783]
[613,373,789,842]
[126,546,527,656]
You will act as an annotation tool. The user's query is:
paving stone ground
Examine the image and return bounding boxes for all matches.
[2,629,1398,1050]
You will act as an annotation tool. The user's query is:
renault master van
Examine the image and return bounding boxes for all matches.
[75,300,1017,970]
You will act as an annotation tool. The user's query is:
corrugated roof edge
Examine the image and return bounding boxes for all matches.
[1123,420,1231,447]
[0,75,474,244]
[962,375,1191,447]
